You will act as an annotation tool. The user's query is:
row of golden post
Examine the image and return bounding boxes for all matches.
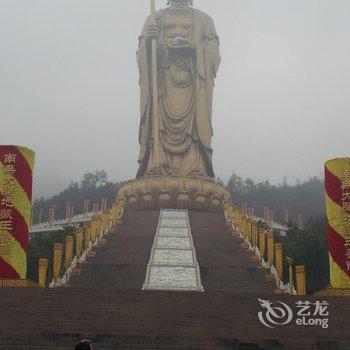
[225,202,306,295]
[38,201,124,287]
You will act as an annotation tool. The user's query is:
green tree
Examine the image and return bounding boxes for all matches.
[277,216,330,294]
[81,170,108,189]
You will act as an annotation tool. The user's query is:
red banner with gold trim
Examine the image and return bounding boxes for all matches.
[325,158,350,289]
[0,146,35,279]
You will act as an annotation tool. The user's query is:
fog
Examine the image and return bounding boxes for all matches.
[1,0,349,199]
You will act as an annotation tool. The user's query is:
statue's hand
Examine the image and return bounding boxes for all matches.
[147,23,159,39]
[167,37,195,56]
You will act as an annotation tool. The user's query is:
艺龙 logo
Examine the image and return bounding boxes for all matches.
[258,299,330,329]
[258,298,293,328]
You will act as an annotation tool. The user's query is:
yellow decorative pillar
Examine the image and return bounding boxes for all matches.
[76,228,84,258]
[64,235,74,269]
[247,220,252,243]
[259,228,266,259]
[268,210,274,228]
[111,203,118,226]
[245,218,249,240]
[241,217,246,238]
[84,224,91,250]
[38,259,48,287]
[102,209,111,230]
[296,265,306,295]
[264,206,269,221]
[275,243,283,280]
[267,231,275,266]
[97,216,103,237]
[90,217,99,243]
[53,243,63,282]
[236,210,242,231]
[252,222,258,247]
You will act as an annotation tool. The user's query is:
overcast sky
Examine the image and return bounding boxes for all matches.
[1,0,349,199]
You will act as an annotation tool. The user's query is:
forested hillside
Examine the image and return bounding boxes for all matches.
[33,171,325,225]
[32,171,124,224]
[227,173,325,224]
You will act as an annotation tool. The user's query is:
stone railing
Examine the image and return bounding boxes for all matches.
[224,202,306,296]
[30,212,96,234]
[37,201,125,288]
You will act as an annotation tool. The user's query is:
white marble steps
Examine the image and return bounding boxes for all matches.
[143,209,204,292]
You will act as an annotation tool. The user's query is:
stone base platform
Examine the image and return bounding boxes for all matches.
[117,176,231,213]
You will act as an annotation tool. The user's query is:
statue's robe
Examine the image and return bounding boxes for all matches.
[136,8,220,178]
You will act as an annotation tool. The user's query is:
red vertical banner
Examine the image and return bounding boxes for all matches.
[325,158,350,289]
[0,146,35,279]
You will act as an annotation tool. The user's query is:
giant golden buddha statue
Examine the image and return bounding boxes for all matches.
[118,0,231,212]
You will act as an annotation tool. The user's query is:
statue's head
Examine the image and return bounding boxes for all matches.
[167,0,193,6]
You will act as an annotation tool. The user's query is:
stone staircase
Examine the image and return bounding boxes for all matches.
[0,210,349,349]
[69,210,275,294]
[0,288,349,349]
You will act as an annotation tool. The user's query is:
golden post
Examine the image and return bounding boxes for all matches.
[76,227,84,258]
[259,228,266,258]
[111,202,117,217]
[102,209,111,229]
[83,199,90,219]
[243,217,248,239]
[250,207,255,218]
[84,224,91,250]
[247,220,252,243]
[64,235,74,269]
[275,243,283,281]
[296,265,306,295]
[252,222,258,246]
[38,259,48,288]
[90,217,98,243]
[240,216,245,237]
[269,210,274,227]
[53,243,63,282]
[96,216,103,238]
[264,206,269,221]
[267,231,275,266]
[238,210,243,230]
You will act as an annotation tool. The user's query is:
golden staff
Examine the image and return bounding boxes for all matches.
[150,0,161,175]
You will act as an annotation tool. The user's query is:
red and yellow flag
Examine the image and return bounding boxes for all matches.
[325,158,350,289]
[0,146,35,279]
